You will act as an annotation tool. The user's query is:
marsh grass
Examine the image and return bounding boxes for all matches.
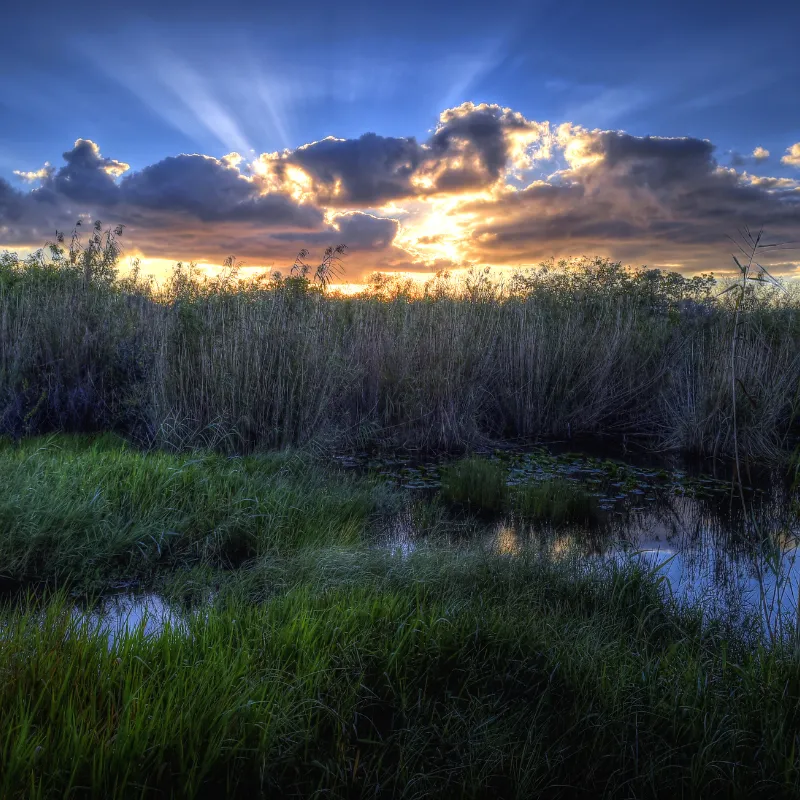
[1,436,800,796]
[440,455,598,523]
[510,477,599,525]
[3,247,800,459]
[2,550,800,799]
[440,456,508,512]
[0,435,397,590]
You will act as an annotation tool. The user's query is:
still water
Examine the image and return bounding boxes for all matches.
[80,443,800,644]
[370,444,800,634]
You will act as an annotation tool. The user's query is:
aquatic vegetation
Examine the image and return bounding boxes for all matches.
[510,477,598,524]
[440,456,508,512]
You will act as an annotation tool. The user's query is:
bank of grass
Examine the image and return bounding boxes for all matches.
[0,434,397,590]
[3,247,800,460]
[2,550,799,799]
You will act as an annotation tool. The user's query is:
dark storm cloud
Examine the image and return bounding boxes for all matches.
[287,134,422,205]
[121,154,322,226]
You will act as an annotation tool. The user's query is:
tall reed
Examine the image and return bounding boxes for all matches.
[2,249,799,459]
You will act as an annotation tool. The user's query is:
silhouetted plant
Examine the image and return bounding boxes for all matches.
[290,244,347,292]
[51,219,124,286]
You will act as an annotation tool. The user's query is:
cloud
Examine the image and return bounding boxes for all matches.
[783,143,800,167]
[0,178,24,223]
[278,133,422,206]
[13,162,54,182]
[2,109,799,278]
[422,102,546,190]
[120,154,321,227]
[255,103,547,207]
[456,126,800,271]
[0,141,326,263]
[47,139,130,204]
[753,146,770,160]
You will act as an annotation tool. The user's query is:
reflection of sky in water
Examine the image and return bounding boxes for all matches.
[382,488,800,634]
[70,468,798,645]
[80,593,187,646]
[620,544,800,634]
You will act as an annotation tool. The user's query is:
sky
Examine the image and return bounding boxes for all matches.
[1,0,799,281]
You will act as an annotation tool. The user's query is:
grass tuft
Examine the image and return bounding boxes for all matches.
[440,456,508,512]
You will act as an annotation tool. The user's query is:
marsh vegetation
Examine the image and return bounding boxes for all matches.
[2,231,800,797]
[0,434,798,798]
[2,227,800,460]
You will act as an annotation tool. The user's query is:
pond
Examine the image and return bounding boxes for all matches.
[72,441,800,645]
[351,443,800,636]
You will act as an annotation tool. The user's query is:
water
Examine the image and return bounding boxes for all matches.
[74,592,187,647]
[72,443,800,644]
[368,444,800,633]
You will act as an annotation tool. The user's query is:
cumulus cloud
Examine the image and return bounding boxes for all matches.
[255,103,547,207]
[783,143,800,167]
[2,107,799,278]
[48,139,130,204]
[275,133,422,206]
[457,126,800,271]
[120,154,321,227]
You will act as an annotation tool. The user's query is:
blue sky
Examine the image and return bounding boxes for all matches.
[1,0,799,278]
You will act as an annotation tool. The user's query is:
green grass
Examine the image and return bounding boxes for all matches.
[2,435,799,797]
[0,434,396,590]
[1,551,798,799]
[510,477,599,524]
[440,456,598,523]
[440,457,508,512]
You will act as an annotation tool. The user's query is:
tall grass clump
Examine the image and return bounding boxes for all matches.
[440,456,508,512]
[0,434,396,588]
[510,477,598,524]
[3,230,800,459]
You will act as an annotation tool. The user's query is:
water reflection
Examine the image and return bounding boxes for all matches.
[383,472,799,634]
[492,525,522,556]
[80,593,186,646]
[522,491,797,630]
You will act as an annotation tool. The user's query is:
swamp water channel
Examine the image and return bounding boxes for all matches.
[79,443,800,645]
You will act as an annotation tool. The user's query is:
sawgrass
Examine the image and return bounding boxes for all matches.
[3,251,799,459]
